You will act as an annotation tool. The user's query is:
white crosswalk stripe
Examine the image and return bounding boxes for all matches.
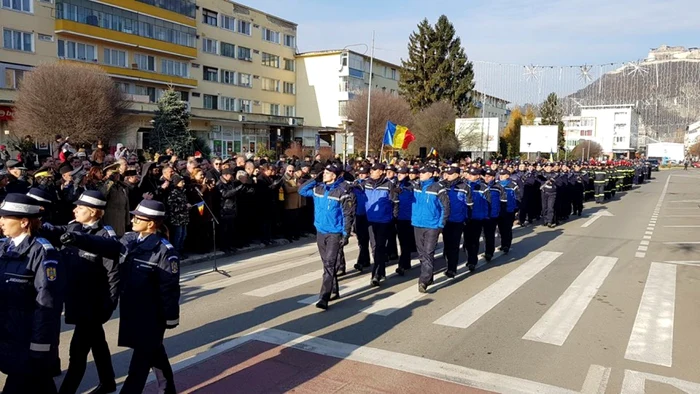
[523,256,617,346]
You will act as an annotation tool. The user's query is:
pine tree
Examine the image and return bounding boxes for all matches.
[400,15,475,115]
[539,92,565,154]
[150,88,193,155]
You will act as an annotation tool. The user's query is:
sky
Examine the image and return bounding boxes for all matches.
[250,0,700,67]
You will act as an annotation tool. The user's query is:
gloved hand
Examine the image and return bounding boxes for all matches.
[60,232,76,245]
[340,235,349,247]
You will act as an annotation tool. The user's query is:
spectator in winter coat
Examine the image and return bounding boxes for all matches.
[282,165,303,241]
[166,174,189,253]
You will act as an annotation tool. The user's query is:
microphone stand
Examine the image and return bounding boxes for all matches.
[194,185,229,278]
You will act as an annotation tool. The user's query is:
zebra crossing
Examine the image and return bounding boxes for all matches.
[182,245,688,370]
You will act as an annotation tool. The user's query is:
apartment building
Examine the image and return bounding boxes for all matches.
[470,91,510,132]
[0,0,302,158]
[296,49,400,154]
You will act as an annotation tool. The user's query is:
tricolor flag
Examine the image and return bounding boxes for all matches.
[428,147,438,158]
[383,121,415,150]
[194,201,205,216]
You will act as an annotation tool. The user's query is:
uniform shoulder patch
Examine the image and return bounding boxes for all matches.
[103,225,117,238]
[168,254,179,273]
[36,238,54,250]
[161,238,174,250]
[43,259,58,282]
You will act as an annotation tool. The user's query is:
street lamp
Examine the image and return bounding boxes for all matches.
[340,119,354,166]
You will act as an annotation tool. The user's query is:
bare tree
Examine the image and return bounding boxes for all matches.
[688,141,700,158]
[570,139,603,160]
[346,89,413,155]
[11,62,129,144]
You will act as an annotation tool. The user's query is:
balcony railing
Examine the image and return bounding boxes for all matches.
[190,108,304,126]
[136,0,195,18]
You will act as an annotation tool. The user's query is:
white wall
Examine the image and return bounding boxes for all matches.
[296,55,343,129]
[580,107,638,153]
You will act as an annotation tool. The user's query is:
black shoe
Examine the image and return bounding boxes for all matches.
[315,299,329,310]
[427,278,434,286]
[329,293,340,301]
[418,282,428,293]
[467,264,476,272]
[578,211,582,217]
[337,269,346,277]
[371,277,381,286]
[353,263,363,272]
[484,254,493,262]
[500,247,510,255]
[87,384,117,394]
[389,254,399,261]
[395,267,405,276]
[445,270,456,278]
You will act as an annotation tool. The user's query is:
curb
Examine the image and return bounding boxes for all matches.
[179,238,304,268]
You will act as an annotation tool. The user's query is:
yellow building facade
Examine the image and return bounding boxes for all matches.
[0,0,302,158]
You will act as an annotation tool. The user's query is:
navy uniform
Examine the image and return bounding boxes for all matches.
[352,167,371,272]
[0,194,65,394]
[497,169,520,254]
[571,164,588,216]
[440,166,472,278]
[464,167,491,270]
[40,191,120,394]
[395,167,416,275]
[299,165,356,310]
[539,163,558,228]
[411,166,449,293]
[64,200,181,394]
[385,164,400,261]
[484,169,506,261]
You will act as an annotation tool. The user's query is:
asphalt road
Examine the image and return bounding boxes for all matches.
[4,169,700,393]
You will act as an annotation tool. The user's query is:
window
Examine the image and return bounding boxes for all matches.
[261,52,279,68]
[161,59,189,77]
[338,101,347,116]
[134,53,155,71]
[221,42,235,58]
[266,103,280,116]
[237,20,251,35]
[283,34,295,48]
[390,89,396,95]
[238,73,252,87]
[284,58,295,71]
[261,77,279,92]
[283,82,295,95]
[391,68,397,80]
[238,99,251,112]
[4,68,25,89]
[3,28,32,52]
[237,46,251,61]
[221,69,235,85]
[262,28,280,43]
[567,140,577,148]
[580,130,593,137]
[2,0,32,12]
[203,66,218,82]
[38,34,53,42]
[203,94,218,110]
[202,9,217,26]
[614,136,626,143]
[58,39,96,62]
[284,105,295,117]
[339,76,348,92]
[220,14,235,31]
[220,96,236,111]
[135,85,156,102]
[103,48,127,67]
[202,38,218,54]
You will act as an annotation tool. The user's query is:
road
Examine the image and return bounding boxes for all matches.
[4,169,700,393]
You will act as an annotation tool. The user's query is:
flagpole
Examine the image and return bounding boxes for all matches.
[365,31,375,158]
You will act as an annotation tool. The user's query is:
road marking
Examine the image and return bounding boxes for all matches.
[669,199,700,203]
[360,251,503,316]
[663,225,700,228]
[635,252,646,258]
[580,211,614,228]
[646,227,654,231]
[640,240,649,245]
[620,369,700,394]
[663,241,700,245]
[638,246,648,251]
[643,236,652,240]
[581,365,611,394]
[664,214,700,217]
[644,231,653,235]
[244,270,323,297]
[625,262,676,367]
[434,251,562,329]
[663,260,700,266]
[523,256,617,346]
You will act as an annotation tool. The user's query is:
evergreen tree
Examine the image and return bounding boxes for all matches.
[400,15,475,115]
[150,88,193,155]
[539,92,565,153]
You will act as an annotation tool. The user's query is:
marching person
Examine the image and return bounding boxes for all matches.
[464,167,490,271]
[411,166,449,293]
[440,165,472,278]
[539,163,558,228]
[61,199,181,394]
[497,169,520,254]
[0,194,65,394]
[299,164,356,310]
[352,166,371,272]
[483,168,506,261]
[40,191,120,394]
[395,167,416,275]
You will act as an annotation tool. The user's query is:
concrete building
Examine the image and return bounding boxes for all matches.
[470,91,510,132]
[685,120,700,152]
[0,0,303,158]
[580,105,639,158]
[296,49,400,155]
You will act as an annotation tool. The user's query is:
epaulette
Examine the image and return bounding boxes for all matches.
[161,238,174,250]
[103,225,117,238]
[36,237,55,250]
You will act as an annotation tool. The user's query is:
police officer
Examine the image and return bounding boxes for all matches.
[483,168,505,261]
[441,165,472,278]
[539,163,558,228]
[411,166,449,293]
[497,169,520,254]
[40,191,120,394]
[0,194,65,394]
[571,163,588,216]
[299,164,356,310]
[352,166,371,272]
[395,167,416,275]
[385,164,400,261]
[62,199,181,394]
[464,167,490,271]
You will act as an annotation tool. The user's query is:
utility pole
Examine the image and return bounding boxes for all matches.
[365,31,375,158]
[481,90,486,159]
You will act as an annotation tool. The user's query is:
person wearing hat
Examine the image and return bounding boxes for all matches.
[539,162,559,228]
[38,191,119,394]
[360,162,399,286]
[463,167,491,270]
[411,166,449,292]
[5,159,31,194]
[0,194,65,393]
[299,164,356,310]
[61,199,180,393]
[351,166,371,272]
[483,169,506,261]
[440,165,472,278]
[570,163,587,217]
[394,166,416,275]
[384,164,400,262]
[217,167,248,253]
[497,169,520,254]
[165,174,190,254]
[593,163,608,204]
[282,164,304,242]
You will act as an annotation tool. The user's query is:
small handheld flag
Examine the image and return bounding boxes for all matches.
[428,147,438,158]
[194,201,205,216]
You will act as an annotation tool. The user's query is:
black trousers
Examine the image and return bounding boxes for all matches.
[387,220,398,258]
[59,322,115,394]
[571,187,584,214]
[443,221,464,272]
[497,212,515,250]
[541,192,556,225]
[354,215,371,267]
[483,218,498,257]
[219,216,235,250]
[3,371,56,394]
[368,222,391,279]
[463,219,484,267]
[283,209,300,240]
[317,232,342,300]
[396,219,415,270]
[414,227,440,286]
[120,344,174,394]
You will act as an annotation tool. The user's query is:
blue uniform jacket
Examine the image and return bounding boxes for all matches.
[468,180,491,221]
[362,176,398,223]
[499,179,520,213]
[397,178,415,221]
[487,181,506,218]
[442,179,473,223]
[353,178,367,216]
[411,178,450,229]
[300,177,356,236]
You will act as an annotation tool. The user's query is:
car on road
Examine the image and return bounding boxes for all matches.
[692,162,700,168]
[646,159,660,171]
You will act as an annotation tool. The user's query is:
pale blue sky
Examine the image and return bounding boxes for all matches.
[251,0,700,66]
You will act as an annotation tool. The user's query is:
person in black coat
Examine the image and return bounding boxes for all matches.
[62,199,180,394]
[101,164,130,236]
[42,191,120,394]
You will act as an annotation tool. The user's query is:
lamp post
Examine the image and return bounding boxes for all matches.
[340,118,354,166]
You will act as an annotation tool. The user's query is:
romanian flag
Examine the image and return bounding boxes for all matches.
[383,121,415,150]
[428,147,438,158]
[194,201,205,216]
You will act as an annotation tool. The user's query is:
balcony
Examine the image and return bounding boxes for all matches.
[190,108,304,127]
[102,65,197,88]
[99,0,195,26]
